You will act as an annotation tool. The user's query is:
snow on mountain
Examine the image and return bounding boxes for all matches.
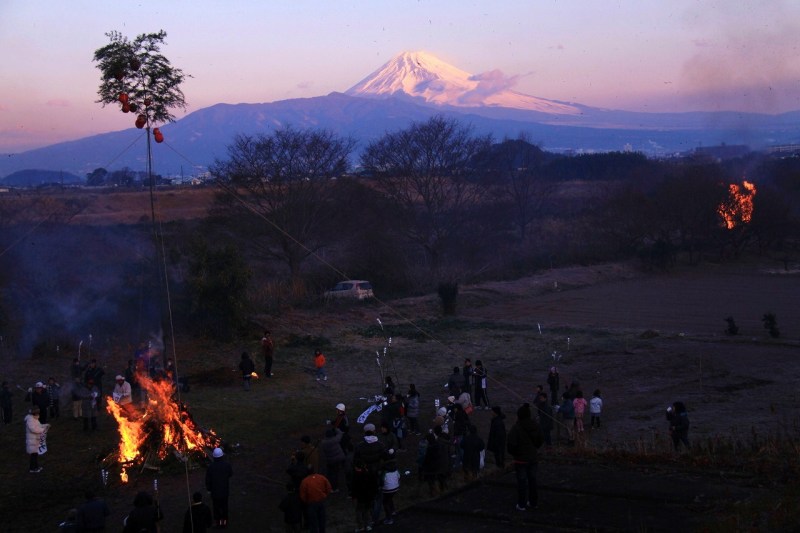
[346,51,581,115]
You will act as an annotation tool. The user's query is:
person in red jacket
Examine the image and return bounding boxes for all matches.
[299,468,332,533]
[313,349,327,381]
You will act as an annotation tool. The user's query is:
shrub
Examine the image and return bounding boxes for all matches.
[438,282,459,316]
[724,316,739,336]
[762,312,780,338]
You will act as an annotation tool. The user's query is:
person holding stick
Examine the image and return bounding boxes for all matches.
[25,406,48,473]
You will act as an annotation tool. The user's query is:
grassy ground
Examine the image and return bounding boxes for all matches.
[1,261,799,531]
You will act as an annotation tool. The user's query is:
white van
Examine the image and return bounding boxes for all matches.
[324,280,375,300]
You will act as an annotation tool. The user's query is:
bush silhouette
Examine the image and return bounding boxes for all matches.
[762,313,780,338]
[438,282,459,316]
[724,316,739,336]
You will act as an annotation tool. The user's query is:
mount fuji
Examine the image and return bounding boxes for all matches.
[346,51,581,116]
[2,51,799,180]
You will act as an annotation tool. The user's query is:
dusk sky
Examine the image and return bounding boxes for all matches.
[1,1,798,153]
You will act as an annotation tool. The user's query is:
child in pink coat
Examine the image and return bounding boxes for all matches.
[572,390,588,433]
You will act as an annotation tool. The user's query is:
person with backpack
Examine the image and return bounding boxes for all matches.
[667,401,690,451]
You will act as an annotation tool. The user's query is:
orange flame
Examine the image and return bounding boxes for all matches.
[718,180,756,229]
[106,373,219,482]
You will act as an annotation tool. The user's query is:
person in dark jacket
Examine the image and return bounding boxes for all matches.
[472,360,489,409]
[667,401,690,451]
[460,423,485,481]
[507,403,543,511]
[421,433,442,496]
[486,405,507,468]
[278,482,303,533]
[534,392,554,446]
[559,390,575,442]
[462,358,474,397]
[123,491,162,533]
[261,330,275,377]
[76,489,110,532]
[546,367,560,406]
[238,352,255,391]
[29,382,50,424]
[446,367,460,394]
[405,384,421,435]
[331,403,352,454]
[205,447,233,528]
[353,423,385,474]
[183,491,213,533]
[320,427,345,492]
[286,451,311,491]
[1,381,12,424]
[78,380,100,431]
[351,458,379,531]
[83,359,105,398]
[433,425,453,491]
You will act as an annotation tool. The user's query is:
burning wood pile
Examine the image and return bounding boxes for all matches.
[105,373,220,483]
[718,179,757,229]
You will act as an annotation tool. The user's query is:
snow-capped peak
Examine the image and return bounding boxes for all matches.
[346,51,580,115]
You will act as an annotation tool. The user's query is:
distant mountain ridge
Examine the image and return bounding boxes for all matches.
[2,51,799,180]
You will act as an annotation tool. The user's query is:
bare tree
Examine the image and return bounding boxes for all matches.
[651,165,727,264]
[210,127,355,282]
[475,136,554,243]
[360,115,492,275]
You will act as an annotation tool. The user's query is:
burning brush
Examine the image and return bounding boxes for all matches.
[105,373,220,482]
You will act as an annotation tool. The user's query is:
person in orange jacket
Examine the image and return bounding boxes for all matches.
[299,468,332,533]
[314,349,327,381]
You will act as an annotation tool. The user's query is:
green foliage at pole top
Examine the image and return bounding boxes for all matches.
[93,30,188,126]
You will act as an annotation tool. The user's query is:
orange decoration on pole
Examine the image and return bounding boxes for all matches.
[118,92,129,104]
[153,128,164,143]
[135,115,147,129]
[122,103,131,113]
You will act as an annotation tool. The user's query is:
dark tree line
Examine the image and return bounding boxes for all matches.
[86,167,167,187]
[1,116,798,344]
[192,115,800,324]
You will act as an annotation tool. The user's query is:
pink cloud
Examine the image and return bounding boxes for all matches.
[469,69,520,93]
[458,69,524,105]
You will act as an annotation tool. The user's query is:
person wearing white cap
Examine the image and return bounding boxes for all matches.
[112,375,132,414]
[29,381,50,424]
[331,403,351,454]
[353,423,385,475]
[206,447,233,528]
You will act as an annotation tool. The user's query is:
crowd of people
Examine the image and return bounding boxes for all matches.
[9,337,691,532]
[263,357,624,532]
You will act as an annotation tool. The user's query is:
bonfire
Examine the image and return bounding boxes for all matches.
[105,373,220,482]
[718,179,756,229]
